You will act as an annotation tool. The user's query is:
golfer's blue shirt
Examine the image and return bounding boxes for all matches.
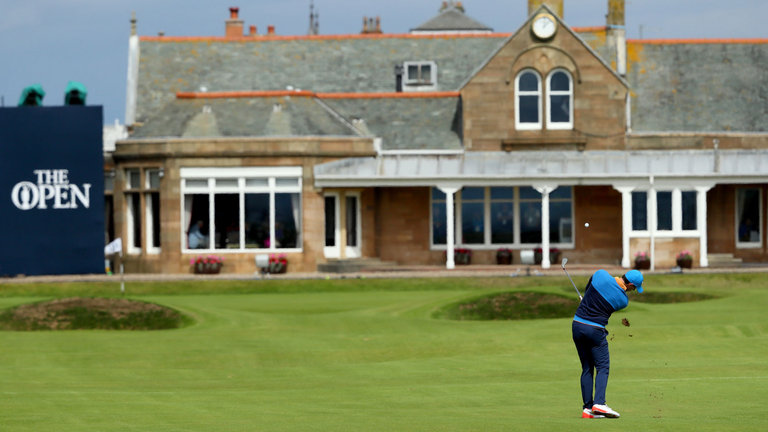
[573,269,629,328]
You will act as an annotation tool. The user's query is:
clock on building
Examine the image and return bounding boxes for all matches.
[531,13,557,40]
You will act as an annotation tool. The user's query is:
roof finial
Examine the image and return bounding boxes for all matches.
[130,11,137,36]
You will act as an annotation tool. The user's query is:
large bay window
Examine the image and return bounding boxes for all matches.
[631,188,699,234]
[181,167,302,251]
[431,186,573,248]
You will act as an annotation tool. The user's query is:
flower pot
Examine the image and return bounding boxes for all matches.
[634,259,651,270]
[454,253,471,265]
[496,253,512,265]
[676,258,693,269]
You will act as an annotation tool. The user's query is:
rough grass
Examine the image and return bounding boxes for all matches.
[0,297,190,330]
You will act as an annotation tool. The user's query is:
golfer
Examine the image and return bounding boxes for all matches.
[572,269,644,419]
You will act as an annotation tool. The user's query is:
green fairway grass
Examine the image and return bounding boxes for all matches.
[0,273,766,431]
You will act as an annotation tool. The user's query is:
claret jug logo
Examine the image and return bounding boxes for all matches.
[11,169,91,211]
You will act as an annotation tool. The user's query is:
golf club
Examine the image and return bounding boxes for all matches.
[561,257,583,301]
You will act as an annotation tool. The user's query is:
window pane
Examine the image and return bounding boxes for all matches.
[126,169,140,189]
[550,95,570,123]
[657,191,672,230]
[128,193,141,248]
[186,194,210,249]
[682,191,697,230]
[737,188,760,243]
[276,178,300,188]
[490,187,514,200]
[550,201,572,243]
[185,179,208,189]
[276,193,301,248]
[246,178,269,188]
[491,202,514,243]
[149,192,160,248]
[550,71,570,91]
[344,196,357,247]
[551,186,572,199]
[214,194,239,249]
[245,193,269,248]
[461,202,484,244]
[520,201,542,243]
[519,187,540,199]
[519,96,539,123]
[432,187,446,200]
[408,64,418,79]
[325,196,336,247]
[432,203,447,245]
[104,173,114,192]
[216,179,238,188]
[519,72,538,91]
[421,64,431,82]
[462,187,484,200]
[632,191,647,231]
[148,170,161,189]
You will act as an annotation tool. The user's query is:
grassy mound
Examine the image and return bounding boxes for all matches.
[435,291,579,321]
[0,297,190,331]
[633,291,717,303]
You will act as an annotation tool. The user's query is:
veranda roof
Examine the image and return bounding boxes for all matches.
[314,149,768,188]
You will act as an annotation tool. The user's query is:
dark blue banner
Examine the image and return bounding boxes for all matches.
[0,106,104,276]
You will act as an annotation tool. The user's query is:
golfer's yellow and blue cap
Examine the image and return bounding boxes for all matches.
[625,269,644,293]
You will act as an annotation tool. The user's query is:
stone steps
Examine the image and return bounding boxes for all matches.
[317,258,398,274]
[707,253,743,268]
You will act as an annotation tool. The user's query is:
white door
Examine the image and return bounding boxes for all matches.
[323,192,361,259]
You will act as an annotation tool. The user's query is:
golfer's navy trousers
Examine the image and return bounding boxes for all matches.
[572,320,610,408]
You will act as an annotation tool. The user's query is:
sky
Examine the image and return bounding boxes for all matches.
[1,0,766,125]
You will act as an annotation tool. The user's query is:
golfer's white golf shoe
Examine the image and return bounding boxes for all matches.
[581,408,605,419]
[591,404,620,418]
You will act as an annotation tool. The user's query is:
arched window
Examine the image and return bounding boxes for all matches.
[515,70,542,130]
[547,69,573,129]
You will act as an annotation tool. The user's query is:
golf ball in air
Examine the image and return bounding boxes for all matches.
[584,222,590,227]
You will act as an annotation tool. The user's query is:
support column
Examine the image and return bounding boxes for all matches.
[696,185,713,267]
[534,184,556,269]
[438,185,461,270]
[649,178,657,271]
[613,186,634,268]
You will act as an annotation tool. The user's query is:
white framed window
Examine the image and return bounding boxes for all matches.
[515,69,542,130]
[631,188,700,235]
[125,167,163,255]
[403,61,437,91]
[430,186,573,248]
[546,69,573,130]
[181,167,302,252]
[736,188,761,248]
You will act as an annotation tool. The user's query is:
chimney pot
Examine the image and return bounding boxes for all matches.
[225,6,244,38]
[267,25,275,35]
[249,25,257,36]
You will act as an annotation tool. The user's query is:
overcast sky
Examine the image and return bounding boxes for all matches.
[1,0,766,125]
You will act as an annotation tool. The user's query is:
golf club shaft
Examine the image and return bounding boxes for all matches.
[561,262,583,301]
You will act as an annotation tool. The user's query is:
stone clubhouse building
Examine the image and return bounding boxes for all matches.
[109,0,768,274]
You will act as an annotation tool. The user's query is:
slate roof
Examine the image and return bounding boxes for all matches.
[131,15,768,146]
[627,41,768,132]
[131,96,360,138]
[135,35,506,124]
[410,7,493,33]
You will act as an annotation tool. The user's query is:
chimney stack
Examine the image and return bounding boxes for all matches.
[607,0,626,75]
[528,0,563,17]
[226,7,244,38]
